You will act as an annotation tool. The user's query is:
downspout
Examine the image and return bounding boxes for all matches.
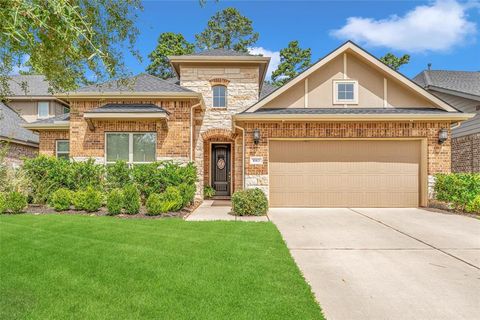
[234,123,246,189]
[190,103,201,161]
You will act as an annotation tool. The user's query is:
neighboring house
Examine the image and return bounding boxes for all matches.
[0,102,39,166]
[413,70,480,172]
[25,42,474,208]
[6,75,69,123]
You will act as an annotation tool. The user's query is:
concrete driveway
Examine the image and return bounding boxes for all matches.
[269,208,480,320]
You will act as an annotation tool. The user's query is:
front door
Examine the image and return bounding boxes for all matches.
[211,144,231,196]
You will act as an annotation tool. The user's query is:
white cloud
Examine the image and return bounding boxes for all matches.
[248,47,280,79]
[331,0,477,53]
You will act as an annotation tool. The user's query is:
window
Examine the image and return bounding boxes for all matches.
[333,80,358,104]
[56,140,70,160]
[63,106,69,114]
[38,101,49,118]
[106,133,156,164]
[212,85,227,108]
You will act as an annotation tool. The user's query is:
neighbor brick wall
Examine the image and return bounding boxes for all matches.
[38,130,69,157]
[0,141,38,166]
[452,133,480,172]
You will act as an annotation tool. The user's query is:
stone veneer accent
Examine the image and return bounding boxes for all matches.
[452,133,480,173]
[237,121,452,200]
[1,141,38,167]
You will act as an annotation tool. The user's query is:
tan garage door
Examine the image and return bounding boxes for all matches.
[269,140,421,207]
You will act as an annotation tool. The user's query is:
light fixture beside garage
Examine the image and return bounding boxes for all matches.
[438,128,448,144]
[253,128,261,144]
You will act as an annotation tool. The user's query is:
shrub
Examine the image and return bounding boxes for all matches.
[73,187,102,212]
[0,192,6,214]
[204,185,215,199]
[466,195,480,214]
[106,161,131,190]
[107,189,124,215]
[146,193,164,216]
[178,183,196,208]
[434,173,480,210]
[49,188,73,211]
[70,159,105,190]
[123,184,140,215]
[232,188,268,216]
[5,191,28,214]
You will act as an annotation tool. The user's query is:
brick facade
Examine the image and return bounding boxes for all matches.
[0,141,38,167]
[38,130,69,157]
[452,133,480,172]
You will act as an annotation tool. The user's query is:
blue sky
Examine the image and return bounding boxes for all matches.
[128,0,480,79]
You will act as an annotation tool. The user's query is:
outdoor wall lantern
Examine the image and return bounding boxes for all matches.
[253,128,261,144]
[438,128,448,144]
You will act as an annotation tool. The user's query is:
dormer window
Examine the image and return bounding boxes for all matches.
[333,80,358,104]
[212,85,227,108]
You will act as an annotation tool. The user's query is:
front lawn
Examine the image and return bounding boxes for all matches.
[0,215,323,319]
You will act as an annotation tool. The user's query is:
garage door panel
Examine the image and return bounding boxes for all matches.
[269,140,421,207]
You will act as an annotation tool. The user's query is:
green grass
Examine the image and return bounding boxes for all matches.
[0,214,323,319]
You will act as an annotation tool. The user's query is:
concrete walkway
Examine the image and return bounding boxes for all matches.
[185,200,268,222]
[269,208,480,320]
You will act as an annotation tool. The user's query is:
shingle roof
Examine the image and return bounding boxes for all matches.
[247,108,450,115]
[185,49,254,57]
[413,70,480,97]
[0,102,39,144]
[87,104,168,114]
[30,113,70,124]
[7,75,53,96]
[74,74,193,93]
[260,82,279,99]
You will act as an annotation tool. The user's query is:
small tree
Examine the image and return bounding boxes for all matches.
[380,53,410,71]
[271,41,311,87]
[146,33,194,79]
[195,8,259,52]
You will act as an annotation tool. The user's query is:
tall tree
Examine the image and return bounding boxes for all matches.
[195,8,259,52]
[380,53,410,71]
[271,41,311,87]
[0,0,143,97]
[146,33,195,79]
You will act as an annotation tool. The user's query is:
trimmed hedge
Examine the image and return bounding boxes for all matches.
[73,187,102,212]
[123,184,140,215]
[107,189,124,215]
[49,188,73,211]
[0,192,6,214]
[232,188,268,216]
[4,192,28,214]
[434,173,480,211]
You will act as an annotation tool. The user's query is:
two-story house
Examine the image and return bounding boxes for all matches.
[25,42,474,207]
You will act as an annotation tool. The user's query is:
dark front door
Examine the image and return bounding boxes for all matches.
[211,144,231,196]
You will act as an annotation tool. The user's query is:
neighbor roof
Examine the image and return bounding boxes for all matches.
[413,70,480,98]
[87,103,168,114]
[260,82,278,99]
[28,113,70,125]
[0,102,39,145]
[7,75,53,96]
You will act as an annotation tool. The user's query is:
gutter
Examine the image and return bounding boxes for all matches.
[190,103,202,161]
[54,91,202,99]
[23,121,70,130]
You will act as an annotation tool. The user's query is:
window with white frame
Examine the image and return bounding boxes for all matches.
[106,133,156,164]
[56,140,70,160]
[333,80,358,104]
[38,101,50,118]
[212,85,227,108]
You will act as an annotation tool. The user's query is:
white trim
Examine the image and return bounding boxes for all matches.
[333,80,358,105]
[343,53,347,79]
[304,79,309,108]
[84,112,167,120]
[55,140,70,159]
[245,41,458,112]
[104,132,157,164]
[384,78,388,108]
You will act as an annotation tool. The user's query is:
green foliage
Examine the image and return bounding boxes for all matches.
[146,187,183,215]
[70,160,105,190]
[232,188,268,216]
[195,8,259,52]
[123,184,140,215]
[5,191,28,214]
[163,186,183,212]
[465,195,480,214]
[106,161,131,190]
[178,183,196,207]
[146,32,195,79]
[107,189,124,215]
[0,0,143,97]
[434,173,480,210]
[380,53,410,71]
[73,187,102,212]
[0,192,6,214]
[49,188,73,211]
[204,185,216,199]
[145,193,164,216]
[0,144,30,195]
[271,41,311,87]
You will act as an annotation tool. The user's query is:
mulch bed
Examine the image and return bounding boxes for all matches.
[426,200,479,219]
[22,201,202,219]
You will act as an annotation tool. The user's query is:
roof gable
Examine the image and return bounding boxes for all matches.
[413,70,480,99]
[246,41,457,113]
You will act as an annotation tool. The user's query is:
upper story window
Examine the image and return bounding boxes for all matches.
[212,85,227,108]
[106,132,156,164]
[333,80,358,104]
[56,140,70,160]
[38,101,49,118]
